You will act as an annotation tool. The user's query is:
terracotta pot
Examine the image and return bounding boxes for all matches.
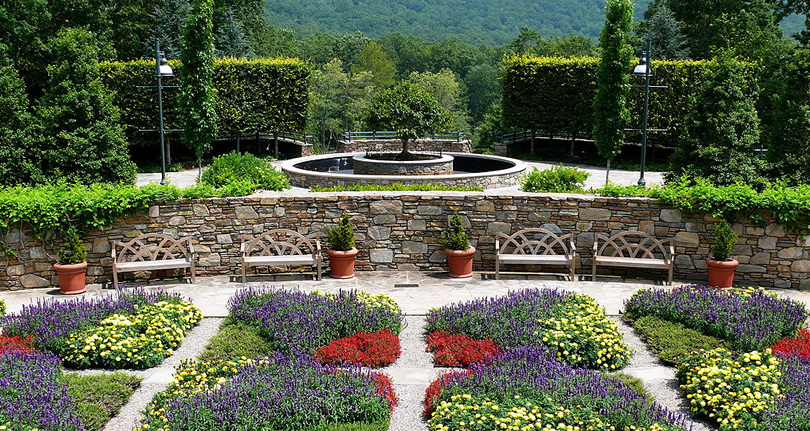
[54,262,87,295]
[327,248,358,279]
[706,258,739,289]
[445,246,476,278]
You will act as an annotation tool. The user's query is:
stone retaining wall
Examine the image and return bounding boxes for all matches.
[337,139,472,153]
[3,193,809,290]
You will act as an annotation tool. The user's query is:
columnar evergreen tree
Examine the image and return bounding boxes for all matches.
[180,0,218,176]
[148,0,190,58]
[638,4,688,60]
[215,9,254,58]
[593,0,634,182]
[668,55,767,186]
[35,28,136,184]
[0,44,41,185]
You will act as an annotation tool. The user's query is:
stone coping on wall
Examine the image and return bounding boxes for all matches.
[2,192,809,290]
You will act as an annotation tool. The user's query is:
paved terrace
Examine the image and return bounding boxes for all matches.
[2,273,809,431]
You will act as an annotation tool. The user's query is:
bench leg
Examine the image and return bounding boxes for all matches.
[112,268,118,288]
[241,260,246,283]
[570,260,576,282]
[316,256,322,281]
[668,264,673,286]
[190,261,196,284]
[495,258,500,280]
[591,260,597,282]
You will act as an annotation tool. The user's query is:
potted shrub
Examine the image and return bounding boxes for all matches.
[439,211,475,278]
[326,213,358,279]
[53,226,88,294]
[706,220,739,289]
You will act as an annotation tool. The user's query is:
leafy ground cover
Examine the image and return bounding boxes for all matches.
[62,372,142,431]
[425,289,632,370]
[1,288,202,369]
[197,321,274,362]
[424,347,691,431]
[631,315,731,365]
[624,285,807,351]
[228,288,402,364]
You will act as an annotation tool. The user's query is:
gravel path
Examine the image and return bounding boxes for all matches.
[101,317,223,431]
[614,317,717,431]
[384,315,434,431]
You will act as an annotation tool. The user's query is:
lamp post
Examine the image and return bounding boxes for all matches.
[633,40,652,187]
[154,39,173,185]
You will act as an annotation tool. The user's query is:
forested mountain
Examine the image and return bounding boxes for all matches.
[263,0,653,44]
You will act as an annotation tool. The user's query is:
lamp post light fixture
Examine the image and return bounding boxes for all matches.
[632,40,652,187]
[155,39,173,185]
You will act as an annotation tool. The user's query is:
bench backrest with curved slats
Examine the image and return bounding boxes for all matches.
[495,228,577,280]
[111,234,195,286]
[592,230,675,284]
[240,229,322,281]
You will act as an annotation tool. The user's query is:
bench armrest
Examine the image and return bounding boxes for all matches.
[669,242,675,263]
[495,237,500,255]
[315,237,321,253]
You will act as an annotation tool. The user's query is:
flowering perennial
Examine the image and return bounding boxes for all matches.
[771,328,810,359]
[228,287,402,354]
[426,289,631,370]
[425,330,499,367]
[60,299,202,369]
[0,350,83,430]
[315,328,401,368]
[136,353,395,431]
[2,288,190,353]
[0,334,34,354]
[426,347,690,431]
[624,285,807,351]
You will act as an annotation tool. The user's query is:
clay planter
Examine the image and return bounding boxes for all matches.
[327,248,358,279]
[444,246,476,278]
[54,262,87,295]
[706,258,739,289]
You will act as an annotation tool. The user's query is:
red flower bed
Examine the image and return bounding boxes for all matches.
[772,328,810,359]
[0,334,35,354]
[373,373,398,411]
[315,328,401,368]
[423,370,474,418]
[425,330,499,367]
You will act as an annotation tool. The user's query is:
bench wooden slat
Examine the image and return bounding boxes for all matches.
[498,255,570,265]
[595,256,670,269]
[116,260,191,271]
[243,255,317,266]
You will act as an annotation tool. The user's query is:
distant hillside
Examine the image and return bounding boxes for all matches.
[263,0,653,45]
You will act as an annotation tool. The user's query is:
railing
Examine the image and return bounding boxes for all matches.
[344,131,465,142]
[499,130,533,144]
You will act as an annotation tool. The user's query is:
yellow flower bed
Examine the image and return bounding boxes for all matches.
[313,289,402,314]
[428,394,673,431]
[537,294,632,370]
[61,300,202,369]
[676,348,781,430]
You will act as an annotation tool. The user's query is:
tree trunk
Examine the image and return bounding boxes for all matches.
[236,131,241,154]
[402,138,410,155]
[605,159,611,186]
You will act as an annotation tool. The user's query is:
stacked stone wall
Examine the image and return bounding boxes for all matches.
[2,193,809,290]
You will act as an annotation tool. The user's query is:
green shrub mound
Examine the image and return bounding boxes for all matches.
[61,372,141,431]
[631,315,730,365]
[520,165,590,193]
[197,321,275,362]
[200,151,290,193]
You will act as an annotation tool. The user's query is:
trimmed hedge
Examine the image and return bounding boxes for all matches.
[98,58,310,146]
[502,56,756,146]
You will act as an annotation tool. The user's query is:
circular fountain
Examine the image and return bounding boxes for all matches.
[281,152,526,190]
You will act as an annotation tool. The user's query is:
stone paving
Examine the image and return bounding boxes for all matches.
[2,272,807,431]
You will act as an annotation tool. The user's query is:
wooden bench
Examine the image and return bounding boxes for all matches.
[495,228,577,280]
[112,234,196,286]
[241,229,322,282]
[592,231,675,285]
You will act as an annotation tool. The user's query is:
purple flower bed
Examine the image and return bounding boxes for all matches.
[427,347,691,430]
[228,287,402,355]
[624,285,807,351]
[1,288,186,352]
[140,353,392,430]
[762,355,810,429]
[0,350,83,430]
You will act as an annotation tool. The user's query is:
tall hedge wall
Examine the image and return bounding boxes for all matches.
[502,56,756,146]
[99,58,310,147]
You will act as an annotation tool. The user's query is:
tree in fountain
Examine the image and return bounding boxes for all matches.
[366,82,450,159]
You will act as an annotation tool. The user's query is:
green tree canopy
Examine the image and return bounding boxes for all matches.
[0,44,41,185]
[351,41,395,88]
[637,3,689,60]
[668,55,767,186]
[366,82,451,155]
[407,68,470,133]
[180,0,218,172]
[35,28,136,184]
[593,0,634,179]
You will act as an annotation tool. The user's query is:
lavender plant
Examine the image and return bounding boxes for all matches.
[228,287,402,355]
[429,347,691,430]
[0,350,84,430]
[761,355,810,430]
[624,285,807,351]
[137,353,392,430]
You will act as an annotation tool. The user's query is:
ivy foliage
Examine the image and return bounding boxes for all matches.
[592,0,634,164]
